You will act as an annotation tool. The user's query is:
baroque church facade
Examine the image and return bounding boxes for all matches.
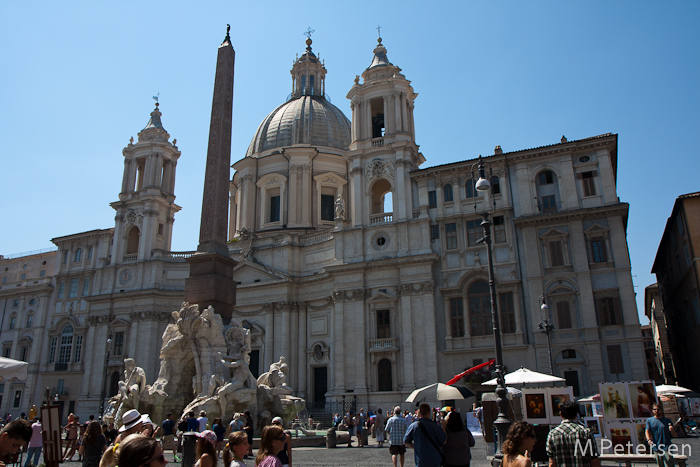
[0,36,646,419]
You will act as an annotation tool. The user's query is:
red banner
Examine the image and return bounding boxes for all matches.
[445,359,495,386]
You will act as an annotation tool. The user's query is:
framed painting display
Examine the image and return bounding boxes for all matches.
[600,382,631,420]
[660,395,680,420]
[584,417,602,438]
[689,397,700,416]
[633,419,649,454]
[548,387,574,424]
[676,397,691,416]
[585,404,593,418]
[605,421,634,454]
[592,402,603,417]
[628,381,656,418]
[522,389,549,424]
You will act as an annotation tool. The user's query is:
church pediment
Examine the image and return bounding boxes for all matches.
[539,227,568,239]
[583,223,609,235]
[366,291,397,304]
[233,261,289,284]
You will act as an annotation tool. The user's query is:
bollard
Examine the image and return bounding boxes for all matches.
[181,432,198,467]
[326,427,337,448]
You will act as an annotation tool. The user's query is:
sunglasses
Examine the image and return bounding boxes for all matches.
[277,435,286,441]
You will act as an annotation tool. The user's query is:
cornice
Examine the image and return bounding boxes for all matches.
[513,203,629,227]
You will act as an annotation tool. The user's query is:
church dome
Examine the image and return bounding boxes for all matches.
[245,95,350,157]
[245,38,351,157]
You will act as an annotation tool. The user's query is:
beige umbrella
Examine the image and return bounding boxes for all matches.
[0,357,28,381]
[482,367,565,386]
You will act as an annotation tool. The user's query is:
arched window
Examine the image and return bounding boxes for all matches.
[8,314,16,330]
[25,314,33,328]
[109,371,120,397]
[536,170,559,214]
[444,184,454,202]
[301,75,306,94]
[465,180,478,199]
[469,281,491,336]
[310,75,315,94]
[126,227,140,255]
[370,179,392,215]
[490,176,501,195]
[378,359,392,391]
[58,325,74,364]
[74,248,82,262]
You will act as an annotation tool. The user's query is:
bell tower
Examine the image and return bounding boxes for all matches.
[110,103,181,264]
[346,37,424,227]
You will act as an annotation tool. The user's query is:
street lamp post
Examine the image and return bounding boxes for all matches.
[470,156,511,463]
[539,294,555,375]
[99,334,112,417]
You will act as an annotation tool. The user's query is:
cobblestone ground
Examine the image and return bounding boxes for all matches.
[39,433,699,467]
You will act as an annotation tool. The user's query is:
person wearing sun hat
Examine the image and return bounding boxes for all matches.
[194,430,217,467]
[114,409,145,444]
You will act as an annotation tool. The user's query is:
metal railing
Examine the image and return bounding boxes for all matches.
[369,338,398,350]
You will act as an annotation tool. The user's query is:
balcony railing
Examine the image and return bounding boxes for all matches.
[369,338,398,351]
[370,213,393,225]
[372,138,384,147]
[122,254,137,263]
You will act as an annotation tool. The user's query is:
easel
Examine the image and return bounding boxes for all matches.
[40,389,61,467]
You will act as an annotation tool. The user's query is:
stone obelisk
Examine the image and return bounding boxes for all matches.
[184,26,237,321]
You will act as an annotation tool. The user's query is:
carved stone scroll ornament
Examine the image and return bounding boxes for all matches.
[366,159,395,181]
[395,281,436,296]
[125,209,144,227]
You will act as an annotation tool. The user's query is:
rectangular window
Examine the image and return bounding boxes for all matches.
[13,390,21,408]
[12,300,19,308]
[430,225,439,241]
[26,315,33,328]
[538,171,554,185]
[320,194,335,221]
[564,370,580,397]
[493,216,506,244]
[58,281,65,299]
[69,278,79,298]
[499,293,516,334]
[491,176,501,195]
[445,223,458,250]
[48,337,57,363]
[443,185,453,202]
[58,333,73,364]
[20,273,26,280]
[82,277,91,297]
[9,317,15,330]
[158,223,164,236]
[469,293,492,336]
[541,195,557,214]
[596,295,623,326]
[449,298,465,337]
[1,347,9,358]
[40,270,46,277]
[20,347,28,362]
[607,344,625,375]
[269,195,281,223]
[428,190,437,208]
[581,171,596,196]
[114,332,124,355]
[74,335,83,363]
[556,301,573,329]
[0,383,4,393]
[466,220,480,247]
[1,277,6,284]
[590,237,607,263]
[465,181,478,199]
[684,245,691,267]
[57,379,65,394]
[548,240,564,267]
[376,309,390,339]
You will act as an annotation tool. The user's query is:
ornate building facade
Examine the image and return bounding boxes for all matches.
[227,37,648,410]
[0,35,647,419]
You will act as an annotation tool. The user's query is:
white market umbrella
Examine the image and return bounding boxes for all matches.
[656,384,692,394]
[0,357,28,381]
[406,383,475,403]
[482,367,565,386]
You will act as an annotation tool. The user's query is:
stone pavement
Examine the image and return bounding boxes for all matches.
[29,433,700,467]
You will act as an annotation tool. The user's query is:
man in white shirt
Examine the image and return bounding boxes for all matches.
[197,411,208,432]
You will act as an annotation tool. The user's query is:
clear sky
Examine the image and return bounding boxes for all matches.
[2,1,699,324]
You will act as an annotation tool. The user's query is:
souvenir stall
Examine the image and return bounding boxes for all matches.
[598,381,658,454]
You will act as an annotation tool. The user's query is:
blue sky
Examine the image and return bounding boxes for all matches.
[2,1,699,324]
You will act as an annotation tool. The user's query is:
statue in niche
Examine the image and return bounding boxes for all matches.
[334,194,345,220]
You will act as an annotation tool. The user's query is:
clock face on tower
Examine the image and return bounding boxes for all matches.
[119,269,132,285]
